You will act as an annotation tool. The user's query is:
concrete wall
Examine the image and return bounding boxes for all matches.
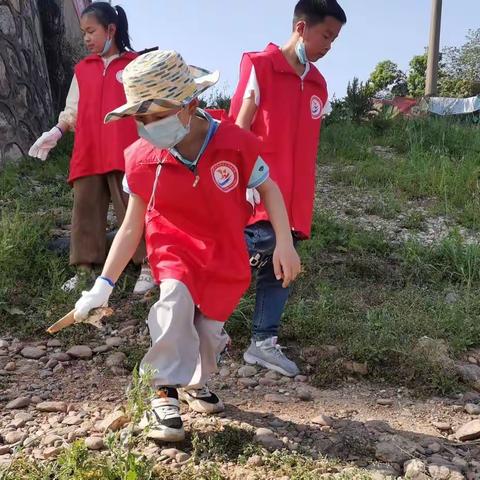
[0,0,53,166]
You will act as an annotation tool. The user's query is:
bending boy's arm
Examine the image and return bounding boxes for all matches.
[236,93,257,131]
[256,178,301,287]
[101,194,147,282]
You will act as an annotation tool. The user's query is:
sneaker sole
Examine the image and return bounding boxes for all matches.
[146,425,185,442]
[178,390,224,414]
[243,352,298,378]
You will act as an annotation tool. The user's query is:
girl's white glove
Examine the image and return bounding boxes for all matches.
[74,277,114,322]
[28,127,63,161]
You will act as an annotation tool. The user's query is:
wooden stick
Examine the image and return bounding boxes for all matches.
[46,307,113,334]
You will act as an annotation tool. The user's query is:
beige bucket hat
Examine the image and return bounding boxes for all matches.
[105,50,219,123]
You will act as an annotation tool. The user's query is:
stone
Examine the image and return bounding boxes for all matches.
[247,454,264,467]
[36,401,67,413]
[254,428,284,451]
[375,435,418,463]
[428,464,462,480]
[62,415,82,426]
[218,366,230,378]
[404,459,429,479]
[100,411,129,432]
[20,346,45,359]
[237,365,257,377]
[0,446,11,455]
[238,377,258,388]
[5,431,26,445]
[105,337,123,347]
[105,352,127,368]
[4,362,16,371]
[85,436,104,450]
[455,420,480,441]
[432,421,452,431]
[47,339,62,348]
[0,340,8,348]
[465,403,480,415]
[311,414,334,427]
[175,452,190,463]
[427,442,443,454]
[43,447,62,459]
[297,388,313,401]
[264,393,289,403]
[377,398,394,406]
[367,463,398,479]
[294,375,308,382]
[161,448,181,459]
[45,358,58,369]
[456,363,480,390]
[6,396,30,409]
[93,345,111,354]
[42,434,62,447]
[265,370,280,380]
[259,378,276,386]
[66,346,93,359]
[50,352,70,362]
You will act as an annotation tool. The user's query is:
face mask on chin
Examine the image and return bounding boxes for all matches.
[136,111,191,149]
[294,23,310,65]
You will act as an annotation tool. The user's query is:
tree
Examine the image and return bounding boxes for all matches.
[344,77,373,122]
[407,53,428,98]
[369,60,408,97]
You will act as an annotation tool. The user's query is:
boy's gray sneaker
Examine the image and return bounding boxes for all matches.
[243,336,300,377]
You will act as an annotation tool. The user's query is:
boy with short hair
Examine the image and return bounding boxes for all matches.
[74,50,301,442]
[230,0,347,377]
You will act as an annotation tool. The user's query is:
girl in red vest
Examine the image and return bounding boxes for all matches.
[73,50,301,442]
[28,2,154,294]
[229,0,346,378]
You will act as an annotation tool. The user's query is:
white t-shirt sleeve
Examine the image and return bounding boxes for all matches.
[58,74,79,130]
[122,174,132,195]
[243,66,260,106]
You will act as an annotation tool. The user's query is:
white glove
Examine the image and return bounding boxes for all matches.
[74,277,114,322]
[28,126,63,161]
[246,188,261,209]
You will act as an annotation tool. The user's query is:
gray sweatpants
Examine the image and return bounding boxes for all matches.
[140,279,228,389]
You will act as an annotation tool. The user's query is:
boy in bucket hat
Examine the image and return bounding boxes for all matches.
[73,50,301,442]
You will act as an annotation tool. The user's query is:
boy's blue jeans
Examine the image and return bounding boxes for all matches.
[244,221,297,341]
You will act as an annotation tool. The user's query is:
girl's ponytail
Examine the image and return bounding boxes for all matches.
[114,6,133,52]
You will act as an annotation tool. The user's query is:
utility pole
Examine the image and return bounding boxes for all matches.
[425,0,442,96]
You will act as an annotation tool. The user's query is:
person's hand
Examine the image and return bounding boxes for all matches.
[28,127,63,161]
[74,277,114,322]
[272,241,301,288]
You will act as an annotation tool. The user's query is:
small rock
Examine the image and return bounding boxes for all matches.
[100,411,129,432]
[5,431,27,445]
[377,399,394,406]
[175,452,190,463]
[47,339,62,348]
[247,454,264,467]
[445,292,459,305]
[238,377,258,388]
[432,421,451,432]
[297,388,313,402]
[50,352,70,362]
[36,401,67,412]
[264,393,289,403]
[265,370,280,380]
[465,403,480,415]
[427,442,443,454]
[259,378,276,386]
[43,447,62,459]
[311,414,334,427]
[254,428,283,451]
[0,340,9,348]
[455,420,480,441]
[105,337,123,347]
[343,360,368,375]
[375,436,418,463]
[105,352,127,368]
[42,434,63,447]
[53,364,64,374]
[93,345,111,354]
[6,396,31,410]
[85,436,104,450]
[20,347,45,359]
[161,448,181,459]
[4,362,16,371]
[294,375,308,383]
[428,464,462,480]
[0,446,11,455]
[404,459,429,480]
[237,365,257,378]
[218,366,230,378]
[66,345,93,359]
[63,415,82,426]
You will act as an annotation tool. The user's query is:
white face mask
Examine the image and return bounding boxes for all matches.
[137,111,191,149]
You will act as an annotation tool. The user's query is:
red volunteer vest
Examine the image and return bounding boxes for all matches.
[230,43,328,238]
[124,121,260,321]
[69,52,139,183]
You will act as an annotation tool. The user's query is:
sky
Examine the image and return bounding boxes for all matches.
[114,0,479,99]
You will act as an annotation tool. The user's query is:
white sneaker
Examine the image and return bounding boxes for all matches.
[133,264,155,295]
[178,386,224,414]
[243,336,300,377]
[140,387,185,442]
